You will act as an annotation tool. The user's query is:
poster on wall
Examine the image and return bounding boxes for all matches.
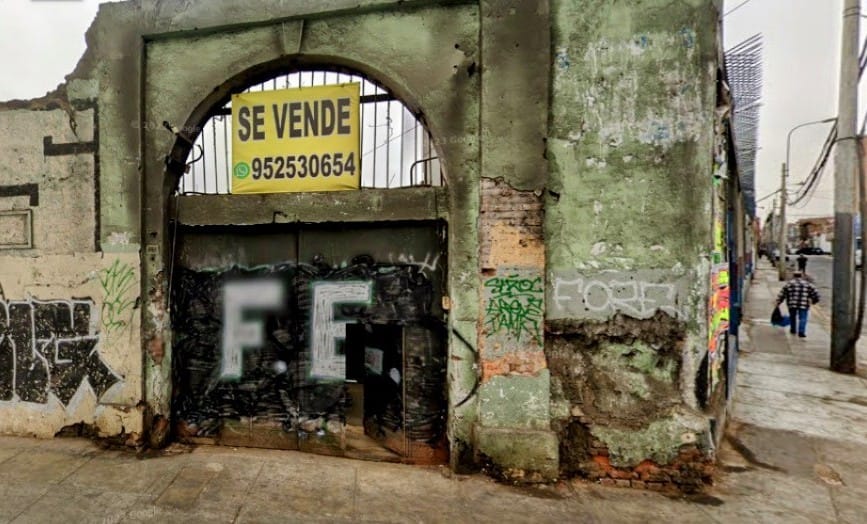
[231,83,360,194]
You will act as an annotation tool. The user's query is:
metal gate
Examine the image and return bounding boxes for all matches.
[170,221,448,464]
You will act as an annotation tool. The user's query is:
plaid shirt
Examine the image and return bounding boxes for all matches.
[777,277,820,310]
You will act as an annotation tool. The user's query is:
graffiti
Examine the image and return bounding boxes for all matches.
[310,281,372,380]
[171,256,445,447]
[387,252,440,276]
[221,279,285,379]
[483,274,543,343]
[551,271,685,320]
[708,266,729,388]
[99,259,137,333]
[0,298,120,406]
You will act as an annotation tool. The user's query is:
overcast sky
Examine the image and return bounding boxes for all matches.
[0,0,855,221]
[723,0,849,222]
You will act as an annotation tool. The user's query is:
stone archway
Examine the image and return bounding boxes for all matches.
[162,64,449,463]
[138,6,481,468]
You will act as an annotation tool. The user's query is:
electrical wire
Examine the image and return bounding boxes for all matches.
[793,29,867,209]
[723,0,755,18]
[789,123,837,207]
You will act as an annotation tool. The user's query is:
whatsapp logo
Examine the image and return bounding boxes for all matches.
[233,162,251,179]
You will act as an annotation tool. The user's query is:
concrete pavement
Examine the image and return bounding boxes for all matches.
[0,259,866,523]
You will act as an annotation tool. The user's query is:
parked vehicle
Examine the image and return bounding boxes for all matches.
[796,247,825,255]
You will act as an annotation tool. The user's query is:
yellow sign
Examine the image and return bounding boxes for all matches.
[231,83,360,194]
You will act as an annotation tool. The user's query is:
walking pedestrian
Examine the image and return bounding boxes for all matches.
[797,253,808,272]
[776,271,820,338]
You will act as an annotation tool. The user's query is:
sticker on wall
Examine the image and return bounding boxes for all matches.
[231,83,361,194]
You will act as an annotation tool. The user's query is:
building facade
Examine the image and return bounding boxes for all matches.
[0,0,737,491]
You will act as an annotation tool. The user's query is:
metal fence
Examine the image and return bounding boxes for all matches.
[179,71,443,195]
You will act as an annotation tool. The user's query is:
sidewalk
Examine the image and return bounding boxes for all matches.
[0,261,866,523]
[713,260,867,522]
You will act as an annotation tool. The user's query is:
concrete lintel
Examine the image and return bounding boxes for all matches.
[176,187,446,226]
[140,0,478,43]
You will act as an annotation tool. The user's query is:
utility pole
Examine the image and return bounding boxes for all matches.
[832,0,860,373]
[778,163,787,280]
[768,198,776,256]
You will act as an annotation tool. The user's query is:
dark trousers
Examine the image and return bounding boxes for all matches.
[789,308,809,336]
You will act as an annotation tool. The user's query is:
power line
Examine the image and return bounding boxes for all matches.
[792,23,867,209]
[724,0,755,17]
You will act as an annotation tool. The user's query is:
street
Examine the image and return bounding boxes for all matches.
[800,253,834,302]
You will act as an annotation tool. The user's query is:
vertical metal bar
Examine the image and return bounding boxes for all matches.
[193,134,207,193]
[373,100,379,187]
[192,153,197,193]
[416,126,424,186]
[360,79,367,187]
[385,101,391,188]
[223,115,230,194]
[213,117,220,193]
[202,122,208,194]
[424,128,430,186]
[432,130,438,186]
[399,107,406,188]
[186,153,192,194]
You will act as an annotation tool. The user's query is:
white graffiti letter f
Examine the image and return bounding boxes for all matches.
[220,279,285,380]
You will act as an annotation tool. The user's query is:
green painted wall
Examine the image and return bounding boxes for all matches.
[545,0,721,474]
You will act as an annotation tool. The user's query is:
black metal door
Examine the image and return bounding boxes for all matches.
[170,221,448,463]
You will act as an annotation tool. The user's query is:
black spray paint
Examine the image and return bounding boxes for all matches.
[171,255,447,446]
[0,299,120,405]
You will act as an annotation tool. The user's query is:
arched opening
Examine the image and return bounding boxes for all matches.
[165,65,450,464]
[173,67,445,194]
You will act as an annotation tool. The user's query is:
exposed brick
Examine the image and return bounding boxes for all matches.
[480,351,547,381]
[600,478,616,487]
[592,455,611,471]
[608,468,635,480]
[646,472,672,483]
[479,178,545,269]
[571,445,714,493]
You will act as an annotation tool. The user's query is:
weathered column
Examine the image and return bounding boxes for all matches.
[473,0,558,482]
[544,0,720,491]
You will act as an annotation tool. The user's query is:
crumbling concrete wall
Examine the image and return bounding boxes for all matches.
[0,87,142,439]
[545,0,721,491]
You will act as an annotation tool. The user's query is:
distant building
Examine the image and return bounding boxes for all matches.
[797,217,834,252]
